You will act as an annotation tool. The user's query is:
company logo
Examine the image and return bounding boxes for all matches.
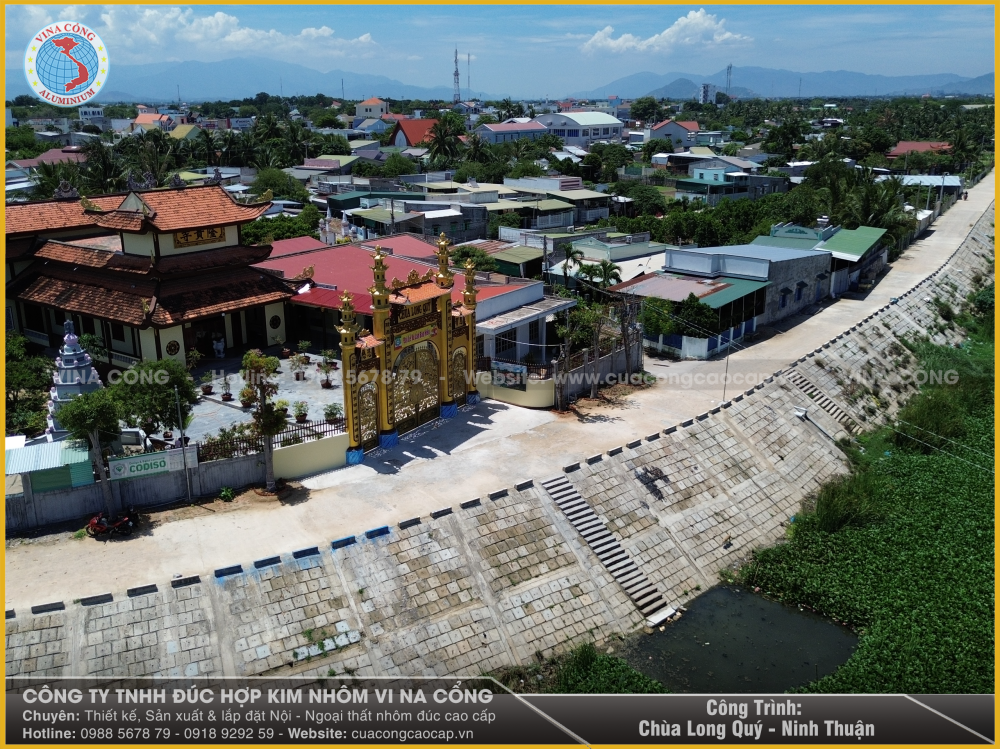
[24,21,109,106]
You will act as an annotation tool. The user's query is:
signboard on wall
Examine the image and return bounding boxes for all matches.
[491,360,528,391]
[108,447,198,481]
[173,226,225,248]
[393,325,437,349]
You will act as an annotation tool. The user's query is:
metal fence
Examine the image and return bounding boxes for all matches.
[475,356,554,380]
[196,419,346,463]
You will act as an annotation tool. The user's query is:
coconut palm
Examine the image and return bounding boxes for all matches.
[560,244,585,289]
[427,118,464,163]
[463,132,490,164]
[595,259,623,289]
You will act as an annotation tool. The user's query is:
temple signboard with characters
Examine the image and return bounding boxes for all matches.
[338,234,479,463]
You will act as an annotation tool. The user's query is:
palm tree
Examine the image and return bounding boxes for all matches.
[253,112,282,142]
[595,259,622,289]
[282,121,311,164]
[463,132,489,164]
[427,118,463,163]
[845,176,916,250]
[576,263,600,295]
[498,98,515,121]
[80,140,126,195]
[195,127,218,165]
[560,244,584,289]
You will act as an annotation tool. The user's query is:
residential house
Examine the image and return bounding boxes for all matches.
[355,97,388,120]
[355,118,391,136]
[674,160,787,206]
[169,124,201,141]
[531,112,623,147]
[388,119,437,148]
[886,141,952,160]
[815,226,888,295]
[473,120,549,145]
[131,113,174,133]
[6,185,294,367]
[646,119,700,148]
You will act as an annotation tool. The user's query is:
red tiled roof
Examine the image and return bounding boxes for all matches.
[302,158,341,169]
[154,244,273,274]
[5,237,35,260]
[294,287,369,312]
[92,211,146,231]
[134,113,171,124]
[152,268,292,325]
[138,184,270,231]
[886,141,951,159]
[674,120,700,131]
[19,266,157,326]
[34,241,149,272]
[381,113,407,121]
[268,236,330,257]
[7,147,88,168]
[391,119,437,147]
[359,97,385,105]
[5,195,123,236]
[356,334,381,349]
[389,281,452,305]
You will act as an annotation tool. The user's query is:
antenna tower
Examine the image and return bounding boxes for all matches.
[453,49,461,103]
[726,64,732,97]
[467,53,471,98]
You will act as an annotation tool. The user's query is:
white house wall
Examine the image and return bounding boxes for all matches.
[474,283,544,320]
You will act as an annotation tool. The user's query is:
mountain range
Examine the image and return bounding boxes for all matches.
[6,58,993,104]
[573,66,994,99]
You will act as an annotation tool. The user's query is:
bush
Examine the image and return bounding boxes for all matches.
[555,643,667,694]
[810,473,886,533]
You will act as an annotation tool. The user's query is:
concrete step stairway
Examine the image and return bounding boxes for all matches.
[541,476,667,619]
[785,370,859,434]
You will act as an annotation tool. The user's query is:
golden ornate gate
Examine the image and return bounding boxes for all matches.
[450,348,468,407]
[358,381,379,451]
[392,342,440,435]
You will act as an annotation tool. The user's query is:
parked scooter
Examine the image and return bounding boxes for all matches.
[86,506,140,537]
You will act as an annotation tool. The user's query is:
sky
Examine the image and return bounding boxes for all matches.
[5,5,994,98]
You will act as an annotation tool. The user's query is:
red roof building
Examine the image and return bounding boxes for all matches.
[5,146,88,169]
[886,141,951,160]
[388,119,437,148]
[7,185,294,365]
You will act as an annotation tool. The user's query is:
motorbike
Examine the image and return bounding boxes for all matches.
[86,506,140,537]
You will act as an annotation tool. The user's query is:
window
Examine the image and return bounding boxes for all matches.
[795,286,803,302]
[698,172,705,180]
[779,294,788,309]
[476,335,485,358]
[567,129,580,137]
[528,319,540,343]
[713,174,719,181]
[496,330,517,357]
[581,129,589,136]
[552,129,565,136]
[111,323,126,341]
[603,128,610,135]
[81,316,96,335]
[22,303,45,332]
[463,220,471,230]
[449,222,457,234]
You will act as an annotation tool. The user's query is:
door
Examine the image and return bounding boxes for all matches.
[391,342,440,435]
[358,381,379,451]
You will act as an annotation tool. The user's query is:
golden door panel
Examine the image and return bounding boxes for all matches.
[450,348,467,405]
[358,381,379,451]
[392,342,440,434]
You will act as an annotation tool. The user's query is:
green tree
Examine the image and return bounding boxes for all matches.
[240,349,286,492]
[487,211,522,239]
[115,358,199,434]
[5,332,54,435]
[5,125,48,159]
[613,182,667,216]
[451,245,498,272]
[55,388,122,516]
[241,214,318,245]
[427,116,464,163]
[559,244,585,289]
[640,297,673,337]
[251,167,309,202]
[381,152,417,178]
[595,259,622,289]
[298,203,322,231]
[508,160,545,179]
[630,96,664,125]
[641,139,673,163]
[320,134,352,156]
[673,293,718,337]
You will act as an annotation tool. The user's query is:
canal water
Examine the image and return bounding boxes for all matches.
[624,586,857,693]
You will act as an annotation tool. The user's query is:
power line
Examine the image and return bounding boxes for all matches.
[885,425,994,474]
[894,418,994,460]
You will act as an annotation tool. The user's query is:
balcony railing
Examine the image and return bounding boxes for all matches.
[23,328,49,347]
[581,208,609,222]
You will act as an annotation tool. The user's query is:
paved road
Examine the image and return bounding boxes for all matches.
[5,175,993,609]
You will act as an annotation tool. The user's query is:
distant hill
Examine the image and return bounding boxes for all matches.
[573,66,986,100]
[888,72,995,96]
[5,57,497,103]
[644,79,756,100]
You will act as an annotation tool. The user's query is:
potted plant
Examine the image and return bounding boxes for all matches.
[298,340,313,363]
[276,399,290,416]
[321,348,339,371]
[290,353,308,381]
[199,371,215,395]
[323,403,344,425]
[239,384,255,408]
[221,375,233,401]
[275,337,291,359]
[318,360,334,388]
[292,400,309,423]
[186,348,204,371]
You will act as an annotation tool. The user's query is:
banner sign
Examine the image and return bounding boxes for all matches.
[491,360,528,391]
[108,447,197,481]
[5,678,993,745]
[393,325,436,349]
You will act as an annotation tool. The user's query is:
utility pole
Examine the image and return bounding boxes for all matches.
[174,385,192,504]
[467,53,471,99]
[453,48,461,104]
[726,64,732,98]
[342,78,345,101]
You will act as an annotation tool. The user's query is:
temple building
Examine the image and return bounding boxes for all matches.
[6,184,295,367]
[338,235,479,462]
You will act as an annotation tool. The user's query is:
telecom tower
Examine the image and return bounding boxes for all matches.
[726,64,732,98]
[453,49,461,103]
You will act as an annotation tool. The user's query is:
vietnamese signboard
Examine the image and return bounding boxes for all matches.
[393,325,437,349]
[108,447,198,481]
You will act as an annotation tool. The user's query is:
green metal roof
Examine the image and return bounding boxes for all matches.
[751,235,823,250]
[492,245,544,264]
[702,277,770,308]
[817,226,886,257]
[316,154,363,167]
[5,440,91,476]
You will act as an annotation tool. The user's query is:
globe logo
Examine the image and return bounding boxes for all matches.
[23,21,109,106]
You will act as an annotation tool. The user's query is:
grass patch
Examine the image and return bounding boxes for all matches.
[492,643,667,694]
[738,314,994,693]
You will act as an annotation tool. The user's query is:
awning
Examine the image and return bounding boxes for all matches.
[5,440,91,475]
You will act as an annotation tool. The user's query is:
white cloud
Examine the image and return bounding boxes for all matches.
[581,9,750,54]
[34,6,379,68]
